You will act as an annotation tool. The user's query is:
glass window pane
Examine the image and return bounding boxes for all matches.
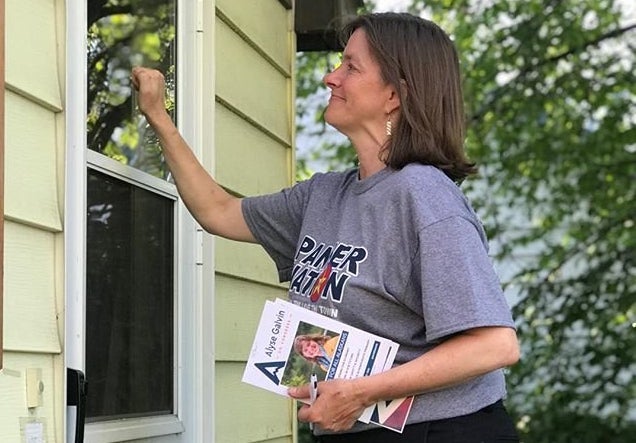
[87,0,176,180]
[86,168,174,421]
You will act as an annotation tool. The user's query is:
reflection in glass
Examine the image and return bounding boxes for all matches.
[87,0,176,179]
[86,169,174,420]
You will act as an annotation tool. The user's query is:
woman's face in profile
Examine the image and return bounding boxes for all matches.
[323,28,394,138]
[300,339,321,358]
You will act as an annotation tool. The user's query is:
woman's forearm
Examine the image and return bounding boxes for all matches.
[355,326,520,405]
[292,326,519,431]
[132,66,256,242]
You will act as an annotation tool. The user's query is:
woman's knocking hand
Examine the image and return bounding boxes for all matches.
[130,67,168,122]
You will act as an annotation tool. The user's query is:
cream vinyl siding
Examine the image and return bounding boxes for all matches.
[215,275,286,361]
[215,364,294,443]
[0,353,59,442]
[216,238,283,287]
[3,222,60,352]
[214,0,295,442]
[5,90,62,230]
[215,277,294,442]
[5,0,62,110]
[215,104,290,197]
[215,17,290,145]
[1,0,63,442]
[216,0,290,69]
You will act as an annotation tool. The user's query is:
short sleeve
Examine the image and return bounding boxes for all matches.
[418,216,515,341]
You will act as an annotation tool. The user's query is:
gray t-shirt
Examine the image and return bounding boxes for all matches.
[242,164,515,431]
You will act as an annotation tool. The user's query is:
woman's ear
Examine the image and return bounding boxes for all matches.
[385,81,405,115]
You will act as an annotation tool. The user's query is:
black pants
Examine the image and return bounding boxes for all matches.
[317,400,519,443]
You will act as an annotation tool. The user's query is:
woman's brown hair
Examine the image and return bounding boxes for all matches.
[293,334,331,357]
[340,13,477,182]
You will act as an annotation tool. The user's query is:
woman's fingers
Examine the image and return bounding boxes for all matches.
[130,67,166,118]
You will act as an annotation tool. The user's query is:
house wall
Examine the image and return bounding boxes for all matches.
[0,0,297,441]
[0,0,65,442]
[213,1,296,442]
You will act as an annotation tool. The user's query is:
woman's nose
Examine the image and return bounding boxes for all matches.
[323,69,338,89]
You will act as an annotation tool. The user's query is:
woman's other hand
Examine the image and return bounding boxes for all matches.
[289,379,370,432]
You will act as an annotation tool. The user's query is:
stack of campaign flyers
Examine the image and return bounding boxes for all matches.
[242,299,414,433]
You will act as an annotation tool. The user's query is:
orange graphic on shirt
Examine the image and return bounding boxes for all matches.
[310,263,332,302]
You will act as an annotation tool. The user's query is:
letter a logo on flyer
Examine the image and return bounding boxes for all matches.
[254,361,286,385]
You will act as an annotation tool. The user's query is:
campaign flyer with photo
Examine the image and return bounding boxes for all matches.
[241,298,414,433]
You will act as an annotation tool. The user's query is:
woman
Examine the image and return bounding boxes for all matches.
[132,12,520,443]
[293,334,340,372]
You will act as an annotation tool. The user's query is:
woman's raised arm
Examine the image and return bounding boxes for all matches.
[131,67,255,242]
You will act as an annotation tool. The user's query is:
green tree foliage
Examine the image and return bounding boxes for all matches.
[87,0,176,179]
[295,1,635,441]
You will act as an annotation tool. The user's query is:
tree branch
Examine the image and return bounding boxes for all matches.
[470,23,636,123]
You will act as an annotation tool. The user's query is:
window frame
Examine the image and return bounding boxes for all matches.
[85,151,179,423]
[0,0,4,371]
[65,0,212,441]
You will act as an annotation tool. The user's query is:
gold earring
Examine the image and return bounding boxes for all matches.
[386,116,392,137]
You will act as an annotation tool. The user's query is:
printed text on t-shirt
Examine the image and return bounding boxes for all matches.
[290,235,368,303]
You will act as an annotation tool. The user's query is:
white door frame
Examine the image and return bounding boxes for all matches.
[64,0,215,441]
